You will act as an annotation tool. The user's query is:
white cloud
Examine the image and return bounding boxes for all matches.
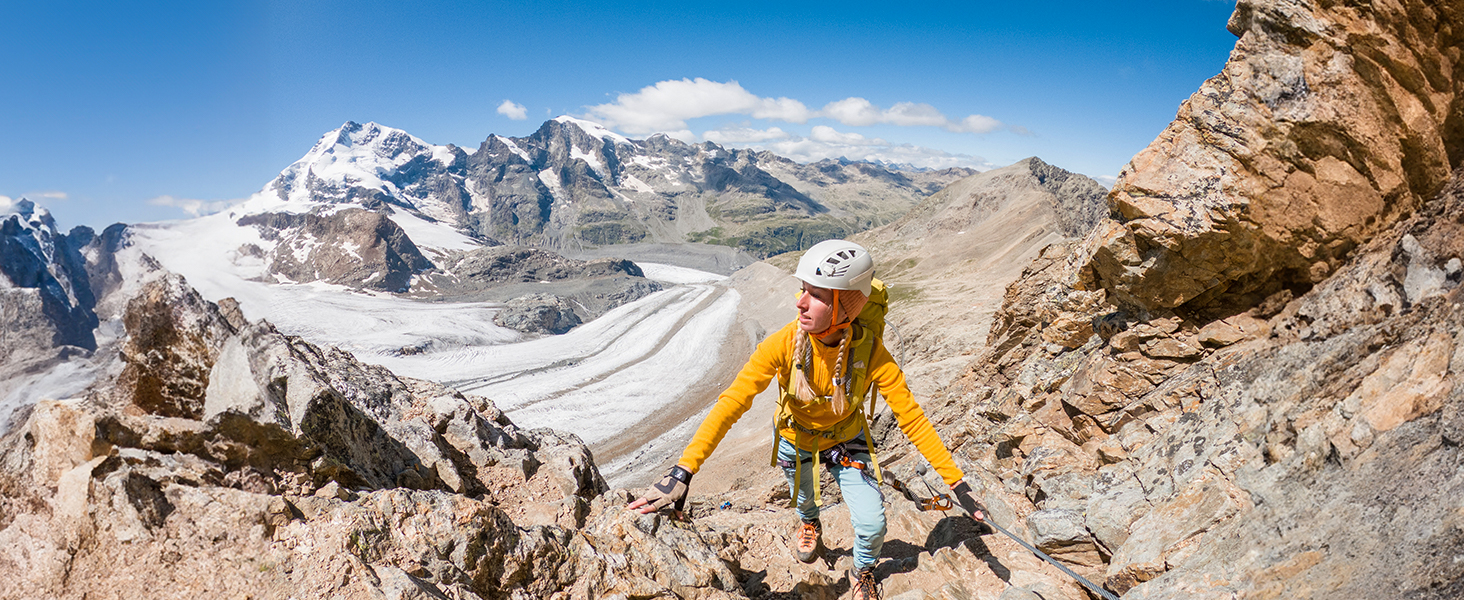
[820,98,883,127]
[883,102,950,128]
[497,100,528,120]
[0,196,13,212]
[952,114,1003,134]
[1094,175,1117,189]
[712,127,992,171]
[820,97,1005,134]
[583,78,1015,140]
[148,195,237,217]
[587,78,811,134]
[808,125,884,146]
[34,191,68,200]
[703,126,791,144]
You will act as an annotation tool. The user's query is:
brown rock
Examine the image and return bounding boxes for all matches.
[1081,0,1464,315]
[1352,331,1454,432]
[117,274,236,419]
[1042,313,1096,349]
[1105,475,1245,594]
[1140,338,1203,360]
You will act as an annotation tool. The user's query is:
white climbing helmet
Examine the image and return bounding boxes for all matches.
[795,239,874,296]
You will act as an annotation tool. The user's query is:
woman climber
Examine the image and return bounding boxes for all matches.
[629,239,983,600]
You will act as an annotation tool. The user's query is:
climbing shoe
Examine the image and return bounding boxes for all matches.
[793,518,823,563]
[848,566,880,600]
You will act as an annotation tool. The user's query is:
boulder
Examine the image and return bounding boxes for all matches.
[1080,0,1464,317]
[493,293,582,334]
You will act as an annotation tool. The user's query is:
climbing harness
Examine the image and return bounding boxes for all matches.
[898,465,1121,600]
[776,437,886,503]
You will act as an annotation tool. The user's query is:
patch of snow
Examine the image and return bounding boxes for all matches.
[494,135,533,162]
[539,169,564,200]
[387,208,482,252]
[619,173,655,194]
[571,145,607,178]
[554,115,633,146]
[290,233,319,264]
[629,155,666,171]
[430,144,457,167]
[637,263,725,284]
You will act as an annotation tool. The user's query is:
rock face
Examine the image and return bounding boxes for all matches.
[267,117,973,258]
[237,208,437,292]
[924,167,1464,599]
[1084,0,1464,316]
[870,1,1464,597]
[0,201,137,431]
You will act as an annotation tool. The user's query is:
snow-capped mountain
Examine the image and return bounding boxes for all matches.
[0,199,100,353]
[264,116,975,257]
[266,121,473,227]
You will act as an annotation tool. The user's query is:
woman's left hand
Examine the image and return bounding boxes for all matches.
[951,481,985,522]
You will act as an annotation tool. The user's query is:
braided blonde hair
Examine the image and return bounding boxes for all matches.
[791,290,864,416]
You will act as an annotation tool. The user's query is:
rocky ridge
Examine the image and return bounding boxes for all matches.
[865,0,1464,597]
[0,200,137,431]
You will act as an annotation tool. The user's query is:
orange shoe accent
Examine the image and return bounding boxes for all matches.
[794,519,822,563]
[848,567,880,600]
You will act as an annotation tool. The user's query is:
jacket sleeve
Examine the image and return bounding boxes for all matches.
[676,325,790,473]
[868,341,965,486]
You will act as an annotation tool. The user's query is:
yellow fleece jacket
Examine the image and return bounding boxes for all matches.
[677,321,965,486]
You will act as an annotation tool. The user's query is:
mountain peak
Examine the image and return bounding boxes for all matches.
[1,198,54,232]
[3,197,36,218]
[551,115,633,145]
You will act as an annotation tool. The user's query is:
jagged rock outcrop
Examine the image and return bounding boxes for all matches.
[1084,0,1464,317]
[0,275,759,600]
[922,166,1464,598]
[431,245,646,287]
[114,275,237,419]
[859,2,1464,598]
[237,208,438,292]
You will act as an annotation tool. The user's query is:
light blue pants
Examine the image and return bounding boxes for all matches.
[778,435,887,570]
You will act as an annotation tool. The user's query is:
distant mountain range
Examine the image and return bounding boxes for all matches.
[265,116,975,257]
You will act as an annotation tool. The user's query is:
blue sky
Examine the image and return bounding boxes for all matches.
[3,1,1240,229]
